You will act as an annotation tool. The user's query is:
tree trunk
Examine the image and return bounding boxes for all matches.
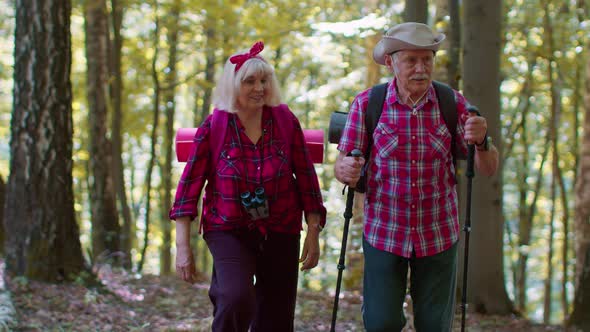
[556,112,570,319]
[568,22,590,329]
[568,245,590,330]
[503,54,538,313]
[433,0,449,84]
[129,146,140,222]
[0,175,5,256]
[517,140,549,313]
[197,5,223,126]
[462,0,514,314]
[160,0,180,276]
[109,0,133,269]
[200,25,216,125]
[447,0,460,89]
[574,0,590,291]
[557,159,570,318]
[404,0,428,23]
[138,6,161,273]
[515,111,530,312]
[564,7,590,310]
[84,0,121,264]
[573,0,585,186]
[543,176,556,324]
[542,9,562,320]
[4,0,86,282]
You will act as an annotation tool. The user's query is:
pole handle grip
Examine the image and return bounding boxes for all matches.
[343,149,363,191]
[466,106,479,178]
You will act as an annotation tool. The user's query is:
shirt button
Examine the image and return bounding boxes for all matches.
[412,135,416,140]
[412,183,416,187]
[411,204,416,209]
[257,166,260,170]
[412,160,416,164]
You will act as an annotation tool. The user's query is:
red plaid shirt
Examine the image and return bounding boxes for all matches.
[338,79,470,258]
[169,105,326,234]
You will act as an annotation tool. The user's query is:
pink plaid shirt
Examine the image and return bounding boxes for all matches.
[170,105,326,234]
[338,79,470,258]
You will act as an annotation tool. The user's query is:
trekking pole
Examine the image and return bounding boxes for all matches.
[331,149,362,332]
[461,106,479,332]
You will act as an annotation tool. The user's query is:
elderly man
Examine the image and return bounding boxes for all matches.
[334,22,499,331]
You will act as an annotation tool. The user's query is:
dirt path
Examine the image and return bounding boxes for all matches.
[3,265,563,331]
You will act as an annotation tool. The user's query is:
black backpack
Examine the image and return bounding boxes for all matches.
[330,81,465,193]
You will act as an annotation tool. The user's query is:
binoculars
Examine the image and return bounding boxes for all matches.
[241,187,269,220]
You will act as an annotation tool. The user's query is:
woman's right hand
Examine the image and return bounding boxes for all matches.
[175,244,198,284]
[174,217,198,283]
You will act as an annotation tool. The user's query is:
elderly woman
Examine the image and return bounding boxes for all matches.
[169,41,326,332]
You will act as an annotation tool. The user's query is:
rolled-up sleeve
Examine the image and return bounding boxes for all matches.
[454,91,471,157]
[169,119,211,221]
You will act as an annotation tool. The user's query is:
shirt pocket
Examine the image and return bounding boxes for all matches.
[212,146,243,222]
[426,123,452,161]
[266,140,290,181]
[373,123,407,161]
[216,146,242,177]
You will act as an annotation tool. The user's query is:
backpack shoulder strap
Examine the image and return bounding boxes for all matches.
[274,104,295,131]
[365,82,388,161]
[354,82,387,193]
[210,109,229,168]
[433,80,465,160]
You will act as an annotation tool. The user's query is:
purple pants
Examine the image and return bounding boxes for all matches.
[204,229,300,332]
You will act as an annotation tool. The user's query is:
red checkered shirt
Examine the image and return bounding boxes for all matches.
[338,79,470,258]
[170,105,326,234]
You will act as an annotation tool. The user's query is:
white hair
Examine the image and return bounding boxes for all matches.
[212,55,282,113]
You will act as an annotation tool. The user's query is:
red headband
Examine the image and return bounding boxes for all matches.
[229,41,264,72]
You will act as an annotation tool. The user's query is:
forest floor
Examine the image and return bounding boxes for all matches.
[2,263,566,332]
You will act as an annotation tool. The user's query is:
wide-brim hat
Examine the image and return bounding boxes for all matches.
[373,22,445,65]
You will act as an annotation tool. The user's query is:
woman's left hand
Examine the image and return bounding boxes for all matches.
[300,225,321,271]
